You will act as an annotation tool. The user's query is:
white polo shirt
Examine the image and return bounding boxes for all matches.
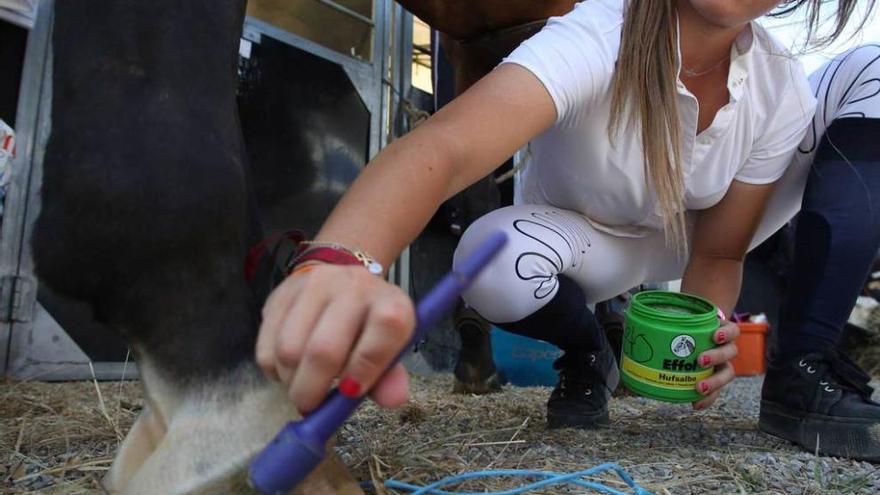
[504,0,817,238]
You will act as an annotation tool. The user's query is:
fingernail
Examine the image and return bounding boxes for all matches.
[339,376,362,398]
[693,403,704,411]
[717,331,726,344]
[700,355,711,366]
[700,382,710,394]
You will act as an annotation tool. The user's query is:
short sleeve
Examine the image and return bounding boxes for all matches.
[500,2,618,126]
[735,76,817,185]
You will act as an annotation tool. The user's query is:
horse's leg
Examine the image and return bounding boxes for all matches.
[33,1,361,493]
[452,303,500,394]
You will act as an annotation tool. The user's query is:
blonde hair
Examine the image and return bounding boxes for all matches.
[608,0,876,250]
[608,1,684,248]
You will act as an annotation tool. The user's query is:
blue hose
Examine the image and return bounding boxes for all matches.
[366,463,655,495]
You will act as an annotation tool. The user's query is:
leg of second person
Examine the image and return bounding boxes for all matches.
[759,44,880,460]
[453,204,661,427]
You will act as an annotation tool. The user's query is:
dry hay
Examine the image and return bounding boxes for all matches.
[0,377,142,494]
[2,373,880,494]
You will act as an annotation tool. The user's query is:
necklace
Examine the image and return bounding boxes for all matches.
[681,55,730,79]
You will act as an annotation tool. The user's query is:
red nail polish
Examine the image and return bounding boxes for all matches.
[717,331,726,343]
[700,356,711,366]
[700,382,710,394]
[339,376,362,398]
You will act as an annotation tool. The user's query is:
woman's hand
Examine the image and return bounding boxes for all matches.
[692,320,740,410]
[255,263,416,415]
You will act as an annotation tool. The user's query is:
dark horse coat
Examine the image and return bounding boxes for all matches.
[31,1,360,493]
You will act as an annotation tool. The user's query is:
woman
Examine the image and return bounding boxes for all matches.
[256,0,878,454]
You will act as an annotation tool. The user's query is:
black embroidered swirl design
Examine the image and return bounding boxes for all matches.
[512,211,592,300]
[800,44,880,154]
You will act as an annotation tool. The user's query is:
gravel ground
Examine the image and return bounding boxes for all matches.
[338,374,880,495]
[2,374,879,494]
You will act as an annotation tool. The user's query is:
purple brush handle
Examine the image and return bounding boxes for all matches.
[249,231,508,494]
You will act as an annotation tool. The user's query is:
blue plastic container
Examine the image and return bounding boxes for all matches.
[490,327,562,387]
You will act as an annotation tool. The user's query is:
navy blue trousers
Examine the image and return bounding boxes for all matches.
[777,118,880,357]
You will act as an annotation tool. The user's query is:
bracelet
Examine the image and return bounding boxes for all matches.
[289,263,318,276]
[288,242,384,276]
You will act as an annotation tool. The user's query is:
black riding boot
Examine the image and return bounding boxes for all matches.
[499,275,619,428]
[546,332,619,428]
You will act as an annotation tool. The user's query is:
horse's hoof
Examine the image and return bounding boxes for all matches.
[453,304,501,395]
[452,370,502,395]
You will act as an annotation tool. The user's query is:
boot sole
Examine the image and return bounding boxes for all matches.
[547,409,609,429]
[759,399,880,461]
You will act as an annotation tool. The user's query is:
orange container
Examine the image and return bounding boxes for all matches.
[730,321,769,376]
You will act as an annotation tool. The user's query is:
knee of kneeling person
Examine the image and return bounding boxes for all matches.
[454,209,557,323]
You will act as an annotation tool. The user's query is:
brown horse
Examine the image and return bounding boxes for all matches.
[398,0,577,40]
[400,0,578,94]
